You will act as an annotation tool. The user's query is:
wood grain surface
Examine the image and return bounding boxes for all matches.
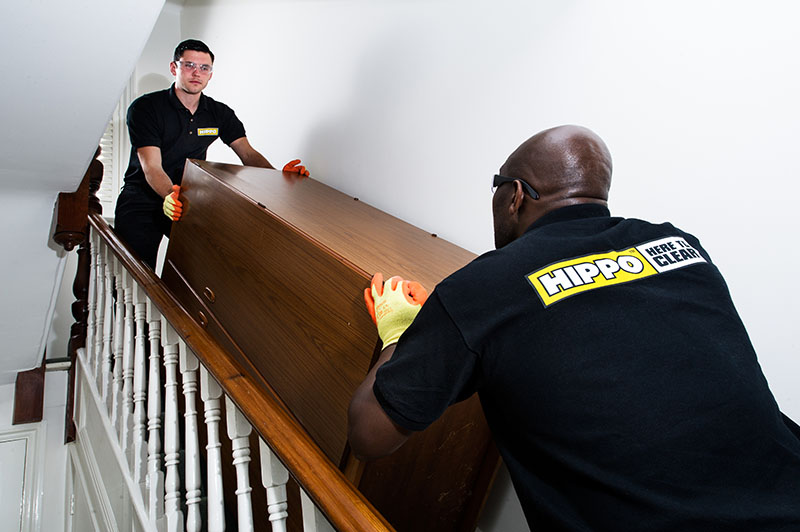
[181,161,476,288]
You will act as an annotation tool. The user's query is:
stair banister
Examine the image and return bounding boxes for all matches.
[87,211,394,532]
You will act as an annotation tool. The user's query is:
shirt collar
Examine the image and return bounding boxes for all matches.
[168,83,209,113]
[524,203,611,234]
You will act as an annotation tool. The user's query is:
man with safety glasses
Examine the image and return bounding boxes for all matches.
[348,125,800,531]
[114,39,309,270]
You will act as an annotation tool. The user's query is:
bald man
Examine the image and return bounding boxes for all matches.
[348,126,800,531]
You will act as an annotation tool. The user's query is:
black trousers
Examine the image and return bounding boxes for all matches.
[114,186,172,270]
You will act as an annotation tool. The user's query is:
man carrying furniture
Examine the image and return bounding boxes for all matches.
[348,125,800,531]
[115,39,308,269]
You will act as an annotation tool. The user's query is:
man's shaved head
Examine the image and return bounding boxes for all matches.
[501,125,612,201]
[493,125,613,248]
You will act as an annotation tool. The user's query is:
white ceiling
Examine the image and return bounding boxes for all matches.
[0,0,165,383]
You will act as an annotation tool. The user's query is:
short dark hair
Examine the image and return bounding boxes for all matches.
[173,39,215,63]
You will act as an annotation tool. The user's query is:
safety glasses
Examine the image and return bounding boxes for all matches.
[492,174,540,200]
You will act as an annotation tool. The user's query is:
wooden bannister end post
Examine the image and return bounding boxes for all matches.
[58,147,104,443]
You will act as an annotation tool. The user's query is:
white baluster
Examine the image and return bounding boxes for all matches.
[259,439,289,532]
[84,228,98,368]
[146,302,165,531]
[162,319,184,532]
[300,489,336,532]
[110,260,125,431]
[100,248,115,412]
[119,269,135,457]
[226,396,254,532]
[180,342,202,532]
[131,282,148,487]
[93,234,106,384]
[201,367,225,532]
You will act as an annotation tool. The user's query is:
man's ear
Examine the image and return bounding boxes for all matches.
[508,179,526,215]
[169,61,177,76]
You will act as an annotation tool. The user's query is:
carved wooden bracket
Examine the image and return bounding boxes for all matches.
[53,146,104,251]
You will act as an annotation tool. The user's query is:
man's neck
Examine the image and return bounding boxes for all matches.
[174,86,201,114]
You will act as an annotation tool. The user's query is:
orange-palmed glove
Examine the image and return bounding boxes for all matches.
[283,159,310,177]
[364,272,428,349]
[162,184,182,221]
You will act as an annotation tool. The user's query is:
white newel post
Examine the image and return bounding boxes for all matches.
[132,282,149,488]
[259,438,289,532]
[146,302,165,531]
[300,490,336,532]
[101,246,115,410]
[162,319,185,532]
[119,269,135,459]
[180,342,202,532]
[226,396,255,532]
[200,367,225,532]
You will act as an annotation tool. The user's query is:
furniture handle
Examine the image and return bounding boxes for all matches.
[204,287,216,303]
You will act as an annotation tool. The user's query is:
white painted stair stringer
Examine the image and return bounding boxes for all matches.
[72,346,155,531]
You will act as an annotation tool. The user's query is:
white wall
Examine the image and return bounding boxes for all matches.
[0,372,69,532]
[137,1,800,529]
[0,0,165,385]
[177,0,799,420]
[135,1,184,98]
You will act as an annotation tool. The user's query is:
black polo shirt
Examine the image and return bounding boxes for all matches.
[121,84,246,203]
[375,204,800,531]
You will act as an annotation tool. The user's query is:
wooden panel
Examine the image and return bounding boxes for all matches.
[357,399,500,531]
[13,365,45,425]
[177,161,476,288]
[163,160,497,532]
[163,167,376,461]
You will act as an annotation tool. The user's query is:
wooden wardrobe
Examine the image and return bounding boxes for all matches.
[162,161,499,531]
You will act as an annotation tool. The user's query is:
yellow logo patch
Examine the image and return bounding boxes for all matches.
[527,236,706,307]
[197,128,219,136]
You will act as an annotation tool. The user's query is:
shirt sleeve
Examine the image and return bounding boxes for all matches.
[126,96,163,149]
[373,290,481,432]
[219,106,246,146]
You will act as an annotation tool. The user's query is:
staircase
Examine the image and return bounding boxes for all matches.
[60,155,394,531]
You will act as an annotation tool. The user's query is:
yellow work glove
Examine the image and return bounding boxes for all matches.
[364,272,429,349]
[282,159,310,177]
[162,184,183,221]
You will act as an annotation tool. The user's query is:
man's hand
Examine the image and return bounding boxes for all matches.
[162,184,183,221]
[364,272,428,349]
[282,159,310,177]
[349,273,426,460]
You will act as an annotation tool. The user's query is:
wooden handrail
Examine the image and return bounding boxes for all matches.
[88,212,394,532]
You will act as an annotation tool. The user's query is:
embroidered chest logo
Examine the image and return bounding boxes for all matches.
[527,236,707,307]
[197,128,219,136]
